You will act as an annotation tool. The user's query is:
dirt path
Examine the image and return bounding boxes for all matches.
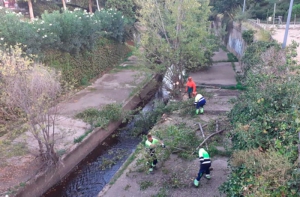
[98,50,239,197]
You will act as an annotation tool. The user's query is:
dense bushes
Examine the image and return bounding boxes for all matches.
[221,41,300,196]
[0,7,129,86]
[242,30,255,45]
[0,7,125,54]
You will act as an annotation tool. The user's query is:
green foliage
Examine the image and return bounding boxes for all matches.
[0,8,125,54]
[153,125,202,160]
[105,0,135,20]
[164,99,195,117]
[43,39,130,86]
[101,103,124,122]
[293,4,300,16]
[130,100,166,136]
[242,30,255,45]
[135,0,214,86]
[211,0,242,17]
[56,149,66,157]
[227,52,238,62]
[139,180,153,190]
[75,103,124,129]
[221,41,300,196]
[241,41,279,76]
[74,129,93,143]
[99,148,127,170]
[220,149,298,196]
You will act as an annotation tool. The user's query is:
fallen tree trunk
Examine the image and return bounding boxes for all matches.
[196,129,225,149]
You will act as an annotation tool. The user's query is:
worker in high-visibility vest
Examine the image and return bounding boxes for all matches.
[194,92,206,114]
[145,133,165,173]
[193,148,211,187]
[186,77,196,98]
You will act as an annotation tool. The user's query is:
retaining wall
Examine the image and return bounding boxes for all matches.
[227,23,247,60]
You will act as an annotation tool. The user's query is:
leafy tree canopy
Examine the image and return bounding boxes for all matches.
[135,0,214,85]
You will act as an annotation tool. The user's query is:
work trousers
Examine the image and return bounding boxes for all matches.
[196,163,211,181]
[149,149,158,167]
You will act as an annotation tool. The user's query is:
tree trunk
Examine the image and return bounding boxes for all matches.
[27,0,34,21]
[62,0,67,11]
[96,0,100,11]
[89,0,93,13]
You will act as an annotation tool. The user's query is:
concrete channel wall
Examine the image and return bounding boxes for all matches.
[15,75,160,197]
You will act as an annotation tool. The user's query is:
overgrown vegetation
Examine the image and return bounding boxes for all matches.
[0,45,67,166]
[220,40,300,196]
[242,29,255,45]
[74,103,127,143]
[0,8,125,54]
[135,0,215,94]
[227,52,238,62]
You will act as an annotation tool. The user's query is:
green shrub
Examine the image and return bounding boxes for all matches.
[220,149,298,196]
[241,41,279,77]
[0,8,125,54]
[227,52,238,62]
[242,29,255,45]
[221,41,300,196]
[75,103,124,129]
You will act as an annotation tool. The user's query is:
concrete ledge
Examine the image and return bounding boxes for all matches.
[15,74,161,197]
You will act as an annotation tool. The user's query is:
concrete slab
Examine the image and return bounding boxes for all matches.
[189,62,237,86]
[59,70,144,117]
[212,48,228,62]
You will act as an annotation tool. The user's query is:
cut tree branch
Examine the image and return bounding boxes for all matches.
[196,129,226,150]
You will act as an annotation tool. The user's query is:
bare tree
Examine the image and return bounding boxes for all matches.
[0,46,62,166]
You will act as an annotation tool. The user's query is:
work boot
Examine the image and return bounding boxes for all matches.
[196,109,199,115]
[205,174,211,180]
[149,168,153,173]
[193,179,199,187]
[200,108,204,114]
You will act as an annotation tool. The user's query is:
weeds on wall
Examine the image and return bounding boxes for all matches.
[74,103,128,143]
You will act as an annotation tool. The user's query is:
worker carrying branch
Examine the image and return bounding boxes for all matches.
[185,77,196,98]
[193,148,211,187]
[194,92,206,114]
[145,133,165,173]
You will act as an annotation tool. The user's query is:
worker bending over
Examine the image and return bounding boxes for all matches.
[194,92,206,114]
